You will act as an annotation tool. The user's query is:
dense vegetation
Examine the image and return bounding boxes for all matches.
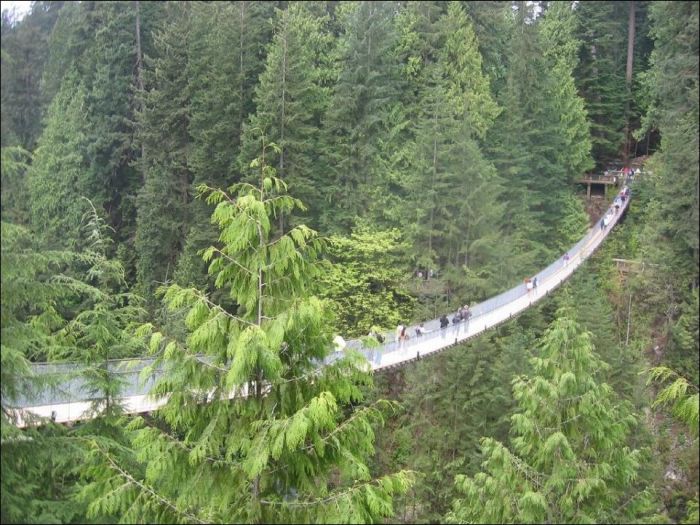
[1,1,697,523]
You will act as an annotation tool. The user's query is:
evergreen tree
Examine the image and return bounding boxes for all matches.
[0,1,64,150]
[239,3,333,230]
[0,145,31,225]
[389,1,506,303]
[27,1,145,264]
[61,200,147,417]
[80,140,414,523]
[315,227,415,337]
[0,217,87,523]
[539,1,594,179]
[134,2,192,301]
[573,1,629,166]
[447,310,656,523]
[318,1,402,232]
[26,74,91,248]
[175,1,276,289]
[638,0,699,277]
[484,2,591,274]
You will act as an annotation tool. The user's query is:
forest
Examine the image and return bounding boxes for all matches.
[0,1,698,523]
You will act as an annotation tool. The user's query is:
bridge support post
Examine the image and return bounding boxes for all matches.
[587,182,591,200]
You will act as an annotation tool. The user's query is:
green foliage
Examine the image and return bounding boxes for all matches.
[555,193,590,252]
[0,2,63,150]
[1,426,88,524]
[26,1,143,258]
[0,210,144,523]
[2,2,697,522]
[387,1,507,294]
[539,1,594,178]
[646,367,699,437]
[315,227,415,337]
[239,3,333,228]
[134,2,192,301]
[26,75,91,248]
[61,200,147,417]
[176,1,276,289]
[572,1,630,165]
[79,141,414,522]
[0,145,31,224]
[638,0,699,285]
[318,1,402,232]
[447,310,656,524]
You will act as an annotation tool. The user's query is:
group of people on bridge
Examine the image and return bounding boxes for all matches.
[602,184,631,230]
[362,175,634,356]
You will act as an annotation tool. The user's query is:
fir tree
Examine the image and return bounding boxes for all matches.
[133,2,192,302]
[318,1,402,232]
[0,1,64,150]
[447,310,656,523]
[26,74,91,248]
[399,2,503,289]
[175,1,276,289]
[573,1,629,166]
[238,3,333,230]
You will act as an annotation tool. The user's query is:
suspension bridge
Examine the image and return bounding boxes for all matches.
[6,188,632,428]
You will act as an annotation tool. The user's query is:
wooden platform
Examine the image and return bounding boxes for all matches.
[578,172,622,198]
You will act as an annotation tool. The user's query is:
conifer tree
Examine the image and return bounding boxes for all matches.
[318,1,402,232]
[133,2,192,301]
[399,2,503,284]
[238,3,333,229]
[175,1,276,289]
[0,216,88,523]
[573,1,629,166]
[0,145,31,224]
[539,1,594,179]
[28,1,145,262]
[447,310,656,524]
[27,74,91,248]
[0,1,63,150]
[80,139,414,523]
[314,227,415,337]
[484,1,590,271]
[60,200,147,418]
[637,0,699,279]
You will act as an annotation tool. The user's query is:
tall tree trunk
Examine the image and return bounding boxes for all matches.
[279,19,287,233]
[239,2,246,144]
[428,111,438,257]
[135,0,145,179]
[624,1,636,163]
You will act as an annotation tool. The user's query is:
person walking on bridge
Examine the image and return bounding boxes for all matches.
[397,323,409,348]
[462,304,472,334]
